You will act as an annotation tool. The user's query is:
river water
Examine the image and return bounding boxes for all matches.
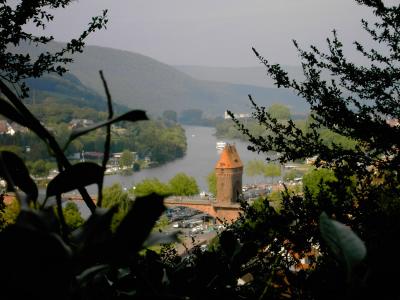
[97,125,274,192]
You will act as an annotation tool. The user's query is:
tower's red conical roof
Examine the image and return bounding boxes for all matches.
[215,144,243,169]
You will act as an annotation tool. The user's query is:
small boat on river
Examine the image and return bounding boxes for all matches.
[216,141,227,150]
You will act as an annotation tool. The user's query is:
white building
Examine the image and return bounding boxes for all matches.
[224,111,250,120]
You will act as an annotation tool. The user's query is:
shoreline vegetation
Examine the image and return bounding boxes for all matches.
[215,110,356,150]
[0,114,187,179]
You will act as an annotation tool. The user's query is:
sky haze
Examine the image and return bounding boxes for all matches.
[26,0,388,67]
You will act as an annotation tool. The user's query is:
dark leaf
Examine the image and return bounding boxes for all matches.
[0,151,38,202]
[46,162,103,198]
[0,224,72,299]
[113,193,165,262]
[117,267,131,280]
[143,231,181,248]
[219,230,241,259]
[76,264,110,286]
[0,97,27,127]
[16,207,60,233]
[320,212,366,279]
[71,207,116,241]
[71,206,118,263]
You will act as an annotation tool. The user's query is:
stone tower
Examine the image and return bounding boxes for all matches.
[215,144,243,204]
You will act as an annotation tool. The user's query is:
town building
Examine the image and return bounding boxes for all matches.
[224,111,250,120]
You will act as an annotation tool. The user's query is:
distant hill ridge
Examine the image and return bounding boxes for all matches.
[25,73,107,110]
[175,65,305,88]
[11,42,309,116]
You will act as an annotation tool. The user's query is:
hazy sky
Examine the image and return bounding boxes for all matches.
[26,0,391,67]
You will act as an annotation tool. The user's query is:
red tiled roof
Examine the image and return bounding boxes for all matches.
[215,144,243,169]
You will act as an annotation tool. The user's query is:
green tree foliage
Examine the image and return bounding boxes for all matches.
[124,121,186,165]
[283,169,296,181]
[0,197,19,230]
[102,183,132,230]
[303,114,357,150]
[62,202,84,230]
[0,118,187,166]
[134,174,199,197]
[215,119,264,140]
[251,196,269,213]
[179,109,203,125]
[215,119,244,139]
[153,214,170,232]
[267,103,291,120]
[244,196,271,229]
[283,168,305,181]
[0,131,58,161]
[263,163,281,183]
[302,168,338,201]
[318,128,357,150]
[227,1,400,298]
[28,98,108,125]
[206,171,217,196]
[267,190,283,203]
[169,172,199,196]
[0,144,23,157]
[133,178,171,197]
[245,159,265,178]
[245,159,281,183]
[119,150,134,168]
[27,159,53,177]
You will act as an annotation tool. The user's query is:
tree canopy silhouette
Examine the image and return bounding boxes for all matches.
[229,0,400,298]
[0,0,108,96]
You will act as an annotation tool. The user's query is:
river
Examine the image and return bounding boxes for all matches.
[97,125,276,193]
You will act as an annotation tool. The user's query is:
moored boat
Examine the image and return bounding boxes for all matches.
[216,141,226,150]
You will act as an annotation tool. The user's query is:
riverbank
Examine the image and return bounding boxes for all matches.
[96,126,278,193]
[35,125,294,206]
